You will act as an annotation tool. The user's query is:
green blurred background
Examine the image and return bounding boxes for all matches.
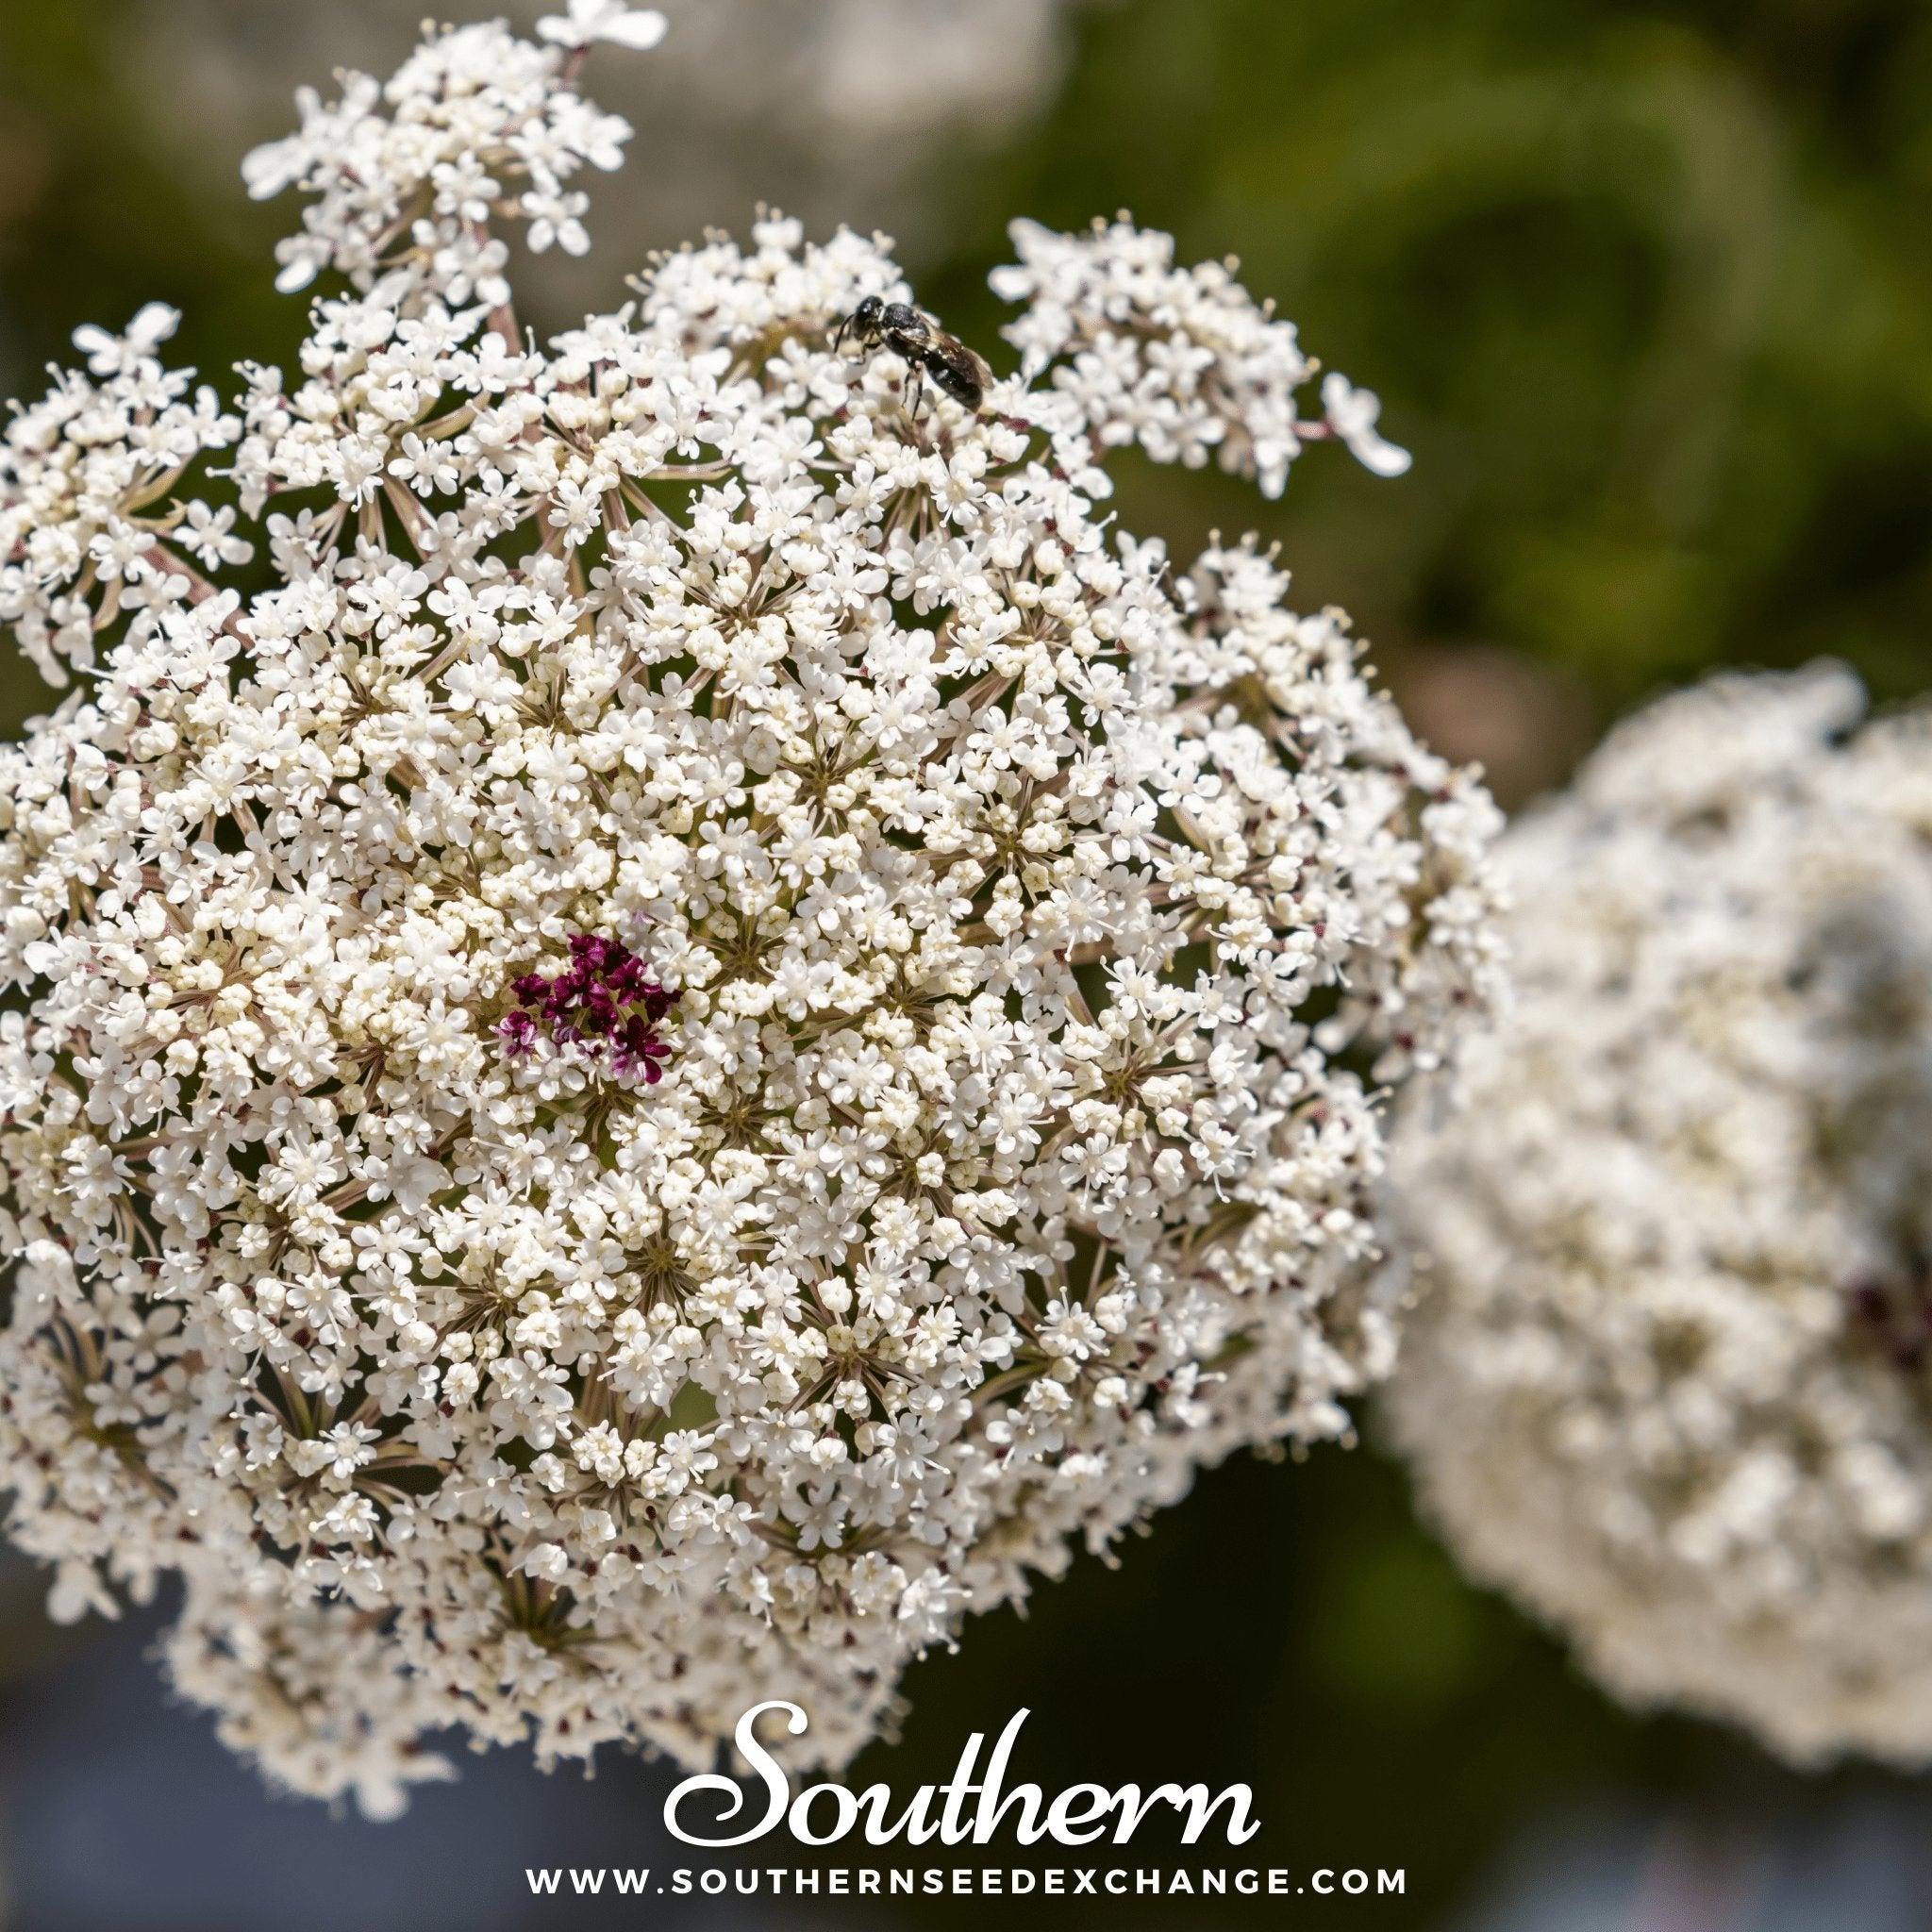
[2,1,1930,1926]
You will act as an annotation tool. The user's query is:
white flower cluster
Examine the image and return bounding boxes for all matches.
[0,301,245,688]
[994,219,1412,496]
[0,17,1501,1809]
[130,0,1086,285]
[1385,665,1932,1766]
[240,11,658,295]
[164,1571,458,1821]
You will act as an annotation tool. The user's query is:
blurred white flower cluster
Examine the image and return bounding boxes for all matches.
[0,16,1501,1813]
[1386,666,1932,1766]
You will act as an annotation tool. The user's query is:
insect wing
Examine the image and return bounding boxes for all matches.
[927,333,991,408]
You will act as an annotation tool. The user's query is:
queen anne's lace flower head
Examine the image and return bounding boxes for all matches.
[0,14,1501,1810]
[1385,665,1932,1766]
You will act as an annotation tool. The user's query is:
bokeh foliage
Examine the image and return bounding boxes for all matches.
[1,0,1929,1923]
[920,0,1932,735]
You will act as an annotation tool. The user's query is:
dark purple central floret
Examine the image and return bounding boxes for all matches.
[498,932,675,1082]
[1844,1257,1932,1373]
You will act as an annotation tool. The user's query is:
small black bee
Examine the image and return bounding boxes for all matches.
[831,295,992,418]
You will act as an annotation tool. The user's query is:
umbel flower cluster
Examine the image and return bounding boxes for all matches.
[0,13,1502,1814]
[1386,666,1932,1767]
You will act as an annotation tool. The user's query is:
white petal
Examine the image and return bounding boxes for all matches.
[595,8,668,49]
[241,136,304,200]
[127,303,183,349]
[1349,425,1412,478]
[1322,372,1412,478]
